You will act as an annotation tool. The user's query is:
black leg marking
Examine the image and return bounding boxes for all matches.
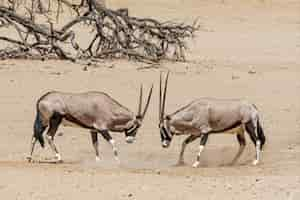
[90,130,98,143]
[48,113,62,137]
[200,134,209,146]
[177,135,199,165]
[46,113,62,161]
[245,121,261,165]
[90,130,100,161]
[99,129,112,141]
[193,134,209,168]
[257,119,266,149]
[99,130,120,164]
[245,121,257,146]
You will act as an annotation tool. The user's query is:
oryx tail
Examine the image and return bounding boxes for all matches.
[257,119,265,149]
[33,107,46,148]
[33,92,50,148]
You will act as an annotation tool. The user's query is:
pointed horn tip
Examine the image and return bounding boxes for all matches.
[150,84,154,90]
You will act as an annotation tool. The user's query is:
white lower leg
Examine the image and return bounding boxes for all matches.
[193,145,204,168]
[47,136,61,161]
[252,140,261,165]
[27,137,37,161]
[95,156,100,162]
[55,153,62,161]
[109,139,120,164]
[93,142,100,162]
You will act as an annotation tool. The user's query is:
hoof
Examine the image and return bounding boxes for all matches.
[56,159,64,164]
[95,156,101,162]
[252,159,259,166]
[115,157,121,165]
[192,161,200,168]
[26,156,33,163]
[174,160,186,167]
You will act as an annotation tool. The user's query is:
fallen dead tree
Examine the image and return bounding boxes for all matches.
[0,0,198,63]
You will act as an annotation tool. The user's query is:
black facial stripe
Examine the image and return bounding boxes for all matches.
[126,124,139,136]
[161,127,171,141]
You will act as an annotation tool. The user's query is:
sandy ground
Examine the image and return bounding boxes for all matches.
[0,0,300,199]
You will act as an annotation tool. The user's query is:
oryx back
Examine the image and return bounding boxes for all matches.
[168,98,256,134]
[38,91,134,130]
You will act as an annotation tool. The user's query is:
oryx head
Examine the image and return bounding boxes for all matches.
[159,71,174,148]
[124,84,153,143]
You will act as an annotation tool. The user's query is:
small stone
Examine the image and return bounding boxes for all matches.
[231,75,240,80]
[128,193,133,197]
[248,66,256,74]
[108,64,115,68]
[57,132,64,136]
[248,70,256,74]
[71,136,77,140]
[50,72,61,75]
[226,184,232,190]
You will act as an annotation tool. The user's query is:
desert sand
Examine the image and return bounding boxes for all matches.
[0,0,300,199]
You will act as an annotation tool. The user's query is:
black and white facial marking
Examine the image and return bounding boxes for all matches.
[159,120,173,148]
[124,119,141,143]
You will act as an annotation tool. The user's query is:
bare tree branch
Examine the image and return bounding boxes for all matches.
[0,0,199,63]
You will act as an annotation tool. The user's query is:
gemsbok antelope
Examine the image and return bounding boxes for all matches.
[27,85,153,164]
[158,72,266,167]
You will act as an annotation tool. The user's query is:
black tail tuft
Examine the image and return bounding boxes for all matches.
[33,110,46,148]
[257,119,266,149]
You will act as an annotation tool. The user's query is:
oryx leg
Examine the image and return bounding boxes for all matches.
[245,120,261,165]
[90,130,100,162]
[177,135,199,166]
[192,133,209,168]
[27,136,37,162]
[99,130,120,164]
[230,130,246,165]
[27,124,47,162]
[46,113,62,162]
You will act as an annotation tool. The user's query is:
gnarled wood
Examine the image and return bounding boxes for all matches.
[0,0,198,63]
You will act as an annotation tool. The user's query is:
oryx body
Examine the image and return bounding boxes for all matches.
[28,87,152,163]
[159,72,266,167]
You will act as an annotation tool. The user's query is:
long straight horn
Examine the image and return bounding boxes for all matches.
[161,71,169,120]
[138,84,143,117]
[141,84,153,120]
[159,72,162,122]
